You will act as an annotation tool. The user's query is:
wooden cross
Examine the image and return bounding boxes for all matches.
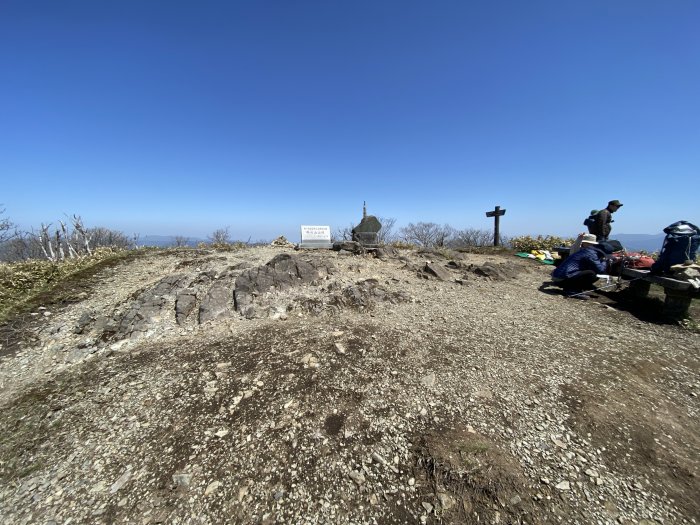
[485,205,506,246]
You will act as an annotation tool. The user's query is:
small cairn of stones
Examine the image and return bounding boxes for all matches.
[270,235,295,248]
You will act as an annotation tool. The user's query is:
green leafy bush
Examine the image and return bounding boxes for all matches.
[509,235,576,253]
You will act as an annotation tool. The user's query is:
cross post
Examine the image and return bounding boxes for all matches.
[485,205,506,246]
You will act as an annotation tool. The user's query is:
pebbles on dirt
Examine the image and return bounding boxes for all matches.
[0,245,697,524]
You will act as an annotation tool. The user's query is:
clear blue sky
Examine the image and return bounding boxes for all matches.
[2,1,698,242]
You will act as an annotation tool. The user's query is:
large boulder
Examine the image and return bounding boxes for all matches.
[421,263,454,282]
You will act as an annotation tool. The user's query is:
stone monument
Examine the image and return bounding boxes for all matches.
[351,202,382,248]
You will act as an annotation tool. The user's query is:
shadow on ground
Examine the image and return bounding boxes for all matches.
[537,281,691,326]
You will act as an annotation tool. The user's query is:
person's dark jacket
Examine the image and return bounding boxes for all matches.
[552,247,607,280]
[592,209,612,240]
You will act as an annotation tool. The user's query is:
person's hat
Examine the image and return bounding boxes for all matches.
[608,199,623,207]
[581,234,598,245]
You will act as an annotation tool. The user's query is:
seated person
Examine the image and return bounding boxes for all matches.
[551,234,608,297]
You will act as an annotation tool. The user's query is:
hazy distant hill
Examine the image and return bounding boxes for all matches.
[613,233,665,252]
[139,235,204,247]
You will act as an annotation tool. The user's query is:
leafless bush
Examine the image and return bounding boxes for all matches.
[88,227,134,249]
[173,236,190,247]
[333,224,354,242]
[449,228,494,248]
[376,217,398,244]
[208,227,231,245]
[0,233,44,261]
[0,215,133,262]
[0,207,16,244]
[399,222,455,248]
[34,216,92,261]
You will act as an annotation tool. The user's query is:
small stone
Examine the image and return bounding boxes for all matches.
[420,373,436,388]
[551,436,567,449]
[301,353,319,368]
[584,468,599,478]
[474,389,493,400]
[437,492,455,510]
[369,494,379,505]
[215,429,229,438]
[237,485,249,502]
[110,468,132,493]
[204,481,221,496]
[172,473,192,489]
[348,470,366,486]
[421,501,434,513]
[408,477,415,486]
[604,500,620,518]
[555,481,570,491]
[371,452,386,465]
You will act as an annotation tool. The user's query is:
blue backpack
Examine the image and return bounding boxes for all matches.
[651,221,700,274]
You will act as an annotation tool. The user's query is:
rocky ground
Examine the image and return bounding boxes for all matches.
[0,245,698,525]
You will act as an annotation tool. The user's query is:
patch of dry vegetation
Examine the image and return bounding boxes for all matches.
[0,248,134,322]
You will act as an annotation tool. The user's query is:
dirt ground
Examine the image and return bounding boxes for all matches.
[0,246,698,524]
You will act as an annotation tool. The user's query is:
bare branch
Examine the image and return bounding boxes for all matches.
[71,214,92,255]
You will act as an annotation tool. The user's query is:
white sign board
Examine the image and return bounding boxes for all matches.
[300,225,332,249]
[301,225,331,242]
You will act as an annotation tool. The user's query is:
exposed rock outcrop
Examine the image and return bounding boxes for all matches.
[234,254,334,318]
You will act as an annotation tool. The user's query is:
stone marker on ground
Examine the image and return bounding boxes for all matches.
[299,225,332,249]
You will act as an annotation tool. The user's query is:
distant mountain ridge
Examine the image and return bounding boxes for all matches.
[611,233,665,253]
[138,233,666,252]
